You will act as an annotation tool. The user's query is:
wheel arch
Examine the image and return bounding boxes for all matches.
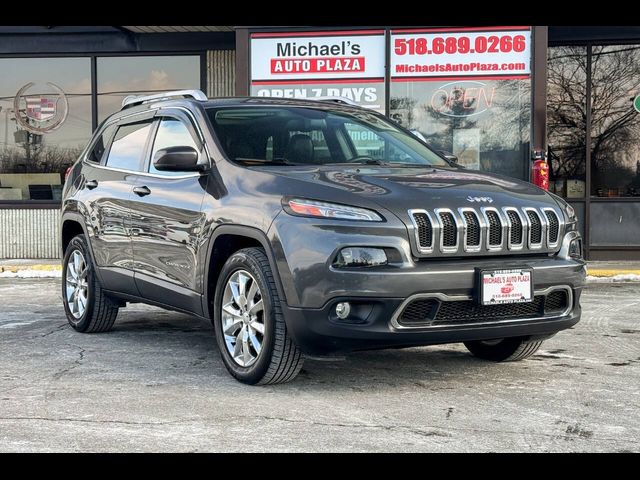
[60,212,105,285]
[202,225,288,319]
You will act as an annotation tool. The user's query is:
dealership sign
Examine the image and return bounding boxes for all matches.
[391,27,532,80]
[250,30,386,111]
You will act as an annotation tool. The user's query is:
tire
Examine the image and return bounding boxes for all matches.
[62,234,119,333]
[464,337,543,362]
[212,247,303,385]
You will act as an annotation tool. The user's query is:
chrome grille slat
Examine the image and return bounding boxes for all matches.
[543,208,561,247]
[409,206,563,256]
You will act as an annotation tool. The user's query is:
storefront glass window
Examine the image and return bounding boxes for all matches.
[0,57,91,201]
[390,78,531,179]
[547,46,588,199]
[97,55,201,123]
[590,45,640,198]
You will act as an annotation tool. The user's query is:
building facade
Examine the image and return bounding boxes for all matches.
[0,26,638,260]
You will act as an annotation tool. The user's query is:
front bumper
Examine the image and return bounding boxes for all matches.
[283,298,581,355]
[278,256,585,355]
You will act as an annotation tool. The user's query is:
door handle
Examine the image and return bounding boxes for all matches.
[133,186,151,197]
[86,180,98,190]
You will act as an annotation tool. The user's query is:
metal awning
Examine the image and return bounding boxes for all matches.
[121,26,234,33]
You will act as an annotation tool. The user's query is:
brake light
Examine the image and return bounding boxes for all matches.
[532,159,549,191]
[64,167,73,183]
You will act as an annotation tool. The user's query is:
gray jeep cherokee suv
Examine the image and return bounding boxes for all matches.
[60,90,586,385]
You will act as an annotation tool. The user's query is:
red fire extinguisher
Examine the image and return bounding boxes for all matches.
[531,150,549,191]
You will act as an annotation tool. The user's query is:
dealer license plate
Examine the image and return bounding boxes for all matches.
[479,268,533,306]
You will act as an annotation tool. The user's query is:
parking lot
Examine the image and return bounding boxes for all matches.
[0,278,638,452]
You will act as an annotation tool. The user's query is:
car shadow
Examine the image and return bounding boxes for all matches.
[82,308,512,392]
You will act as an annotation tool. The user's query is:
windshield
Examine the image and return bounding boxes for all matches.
[206,105,451,167]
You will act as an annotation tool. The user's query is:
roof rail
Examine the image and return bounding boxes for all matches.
[121,89,208,109]
[311,96,359,107]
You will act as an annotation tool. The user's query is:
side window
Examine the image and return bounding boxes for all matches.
[344,123,385,160]
[87,124,117,163]
[149,117,199,176]
[105,120,153,171]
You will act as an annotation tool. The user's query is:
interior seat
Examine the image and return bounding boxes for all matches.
[284,134,315,164]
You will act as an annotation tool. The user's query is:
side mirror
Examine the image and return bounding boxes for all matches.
[410,130,427,142]
[153,146,206,172]
[438,150,459,164]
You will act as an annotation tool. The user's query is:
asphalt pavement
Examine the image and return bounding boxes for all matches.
[0,278,638,452]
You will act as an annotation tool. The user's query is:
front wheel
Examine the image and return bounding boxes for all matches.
[212,247,303,385]
[464,337,543,362]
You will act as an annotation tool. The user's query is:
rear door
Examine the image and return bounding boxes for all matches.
[82,113,155,295]
[128,110,209,314]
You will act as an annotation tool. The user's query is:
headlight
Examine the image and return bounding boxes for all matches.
[548,191,578,224]
[564,203,577,223]
[285,198,383,222]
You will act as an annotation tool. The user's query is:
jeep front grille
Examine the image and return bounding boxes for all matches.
[413,212,433,251]
[544,209,560,246]
[463,211,481,247]
[439,211,457,249]
[408,206,564,256]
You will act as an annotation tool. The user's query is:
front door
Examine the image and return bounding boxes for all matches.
[128,112,209,314]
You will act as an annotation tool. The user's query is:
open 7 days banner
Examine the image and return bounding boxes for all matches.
[250,30,386,112]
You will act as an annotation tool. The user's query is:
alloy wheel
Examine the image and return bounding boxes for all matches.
[221,269,265,367]
[65,250,89,320]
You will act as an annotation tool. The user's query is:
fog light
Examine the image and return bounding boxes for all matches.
[569,238,583,259]
[333,247,388,267]
[335,302,351,320]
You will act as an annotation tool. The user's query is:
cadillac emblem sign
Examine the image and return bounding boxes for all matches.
[13,82,69,134]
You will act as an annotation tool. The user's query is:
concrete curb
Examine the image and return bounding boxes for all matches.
[587,269,640,278]
[0,264,61,273]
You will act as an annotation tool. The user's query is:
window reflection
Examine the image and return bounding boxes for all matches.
[97,56,201,123]
[547,46,587,198]
[0,57,91,201]
[590,45,640,197]
[390,78,531,179]
[106,121,153,171]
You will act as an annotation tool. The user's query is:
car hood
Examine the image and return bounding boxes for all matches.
[261,165,556,217]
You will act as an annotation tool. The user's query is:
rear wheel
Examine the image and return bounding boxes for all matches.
[62,234,119,333]
[464,337,543,362]
[213,247,303,385]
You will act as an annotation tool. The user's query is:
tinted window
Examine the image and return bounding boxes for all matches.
[149,118,199,176]
[207,106,449,167]
[105,120,153,171]
[87,124,117,163]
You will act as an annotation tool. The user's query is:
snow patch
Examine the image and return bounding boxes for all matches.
[0,269,62,279]
[587,274,640,283]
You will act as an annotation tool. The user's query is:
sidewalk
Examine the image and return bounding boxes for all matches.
[2,258,640,281]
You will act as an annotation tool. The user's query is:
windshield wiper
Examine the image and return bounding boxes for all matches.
[325,158,387,166]
[235,157,302,166]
